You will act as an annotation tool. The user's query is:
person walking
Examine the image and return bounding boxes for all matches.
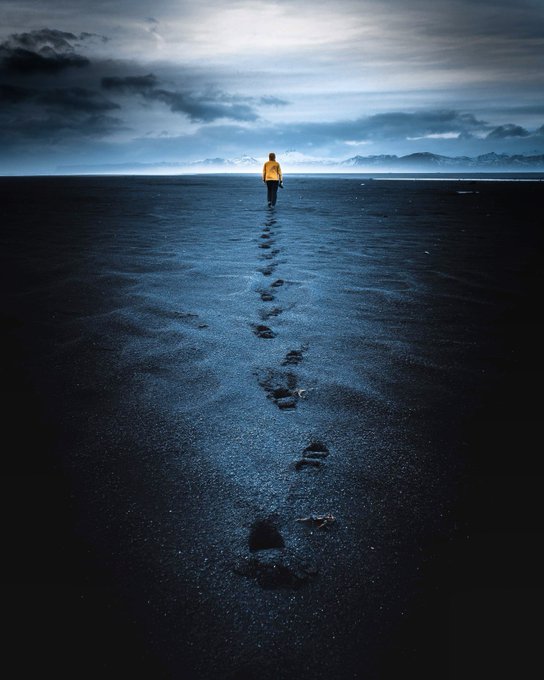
[262,152,283,207]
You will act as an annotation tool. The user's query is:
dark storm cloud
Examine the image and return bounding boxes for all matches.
[101,74,159,92]
[101,73,259,122]
[484,123,544,140]
[486,124,531,139]
[7,28,79,51]
[0,113,124,147]
[0,41,123,150]
[156,90,258,122]
[0,29,92,74]
[0,46,88,74]
[38,87,120,113]
[79,32,109,43]
[276,110,491,144]
[0,83,32,103]
[0,82,120,114]
[0,20,286,157]
[348,110,489,140]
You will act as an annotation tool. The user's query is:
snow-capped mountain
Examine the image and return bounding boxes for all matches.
[230,155,260,167]
[340,152,544,169]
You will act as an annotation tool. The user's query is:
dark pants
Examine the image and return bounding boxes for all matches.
[266,180,279,206]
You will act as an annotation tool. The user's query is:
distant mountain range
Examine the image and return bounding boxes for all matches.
[339,151,544,169]
[57,151,544,174]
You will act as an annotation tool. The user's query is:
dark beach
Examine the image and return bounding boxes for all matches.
[2,175,543,679]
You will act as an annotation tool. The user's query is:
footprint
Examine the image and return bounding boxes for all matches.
[260,234,271,240]
[282,349,303,365]
[259,243,272,249]
[234,517,317,589]
[302,441,329,459]
[260,306,283,320]
[258,265,276,276]
[252,324,276,339]
[282,344,308,366]
[260,291,275,302]
[271,279,284,287]
[257,369,299,409]
[248,518,284,551]
[271,388,296,408]
[259,249,281,261]
[294,441,329,470]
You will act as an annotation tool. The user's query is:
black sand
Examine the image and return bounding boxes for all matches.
[2,175,543,679]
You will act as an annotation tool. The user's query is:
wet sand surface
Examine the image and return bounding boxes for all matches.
[2,175,543,678]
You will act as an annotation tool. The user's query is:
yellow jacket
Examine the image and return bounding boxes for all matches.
[263,160,282,181]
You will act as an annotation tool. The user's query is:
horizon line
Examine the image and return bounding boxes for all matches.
[2,171,543,180]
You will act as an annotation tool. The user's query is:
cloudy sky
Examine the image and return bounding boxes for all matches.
[1,0,543,172]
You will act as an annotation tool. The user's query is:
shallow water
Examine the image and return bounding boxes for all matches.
[2,175,543,679]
